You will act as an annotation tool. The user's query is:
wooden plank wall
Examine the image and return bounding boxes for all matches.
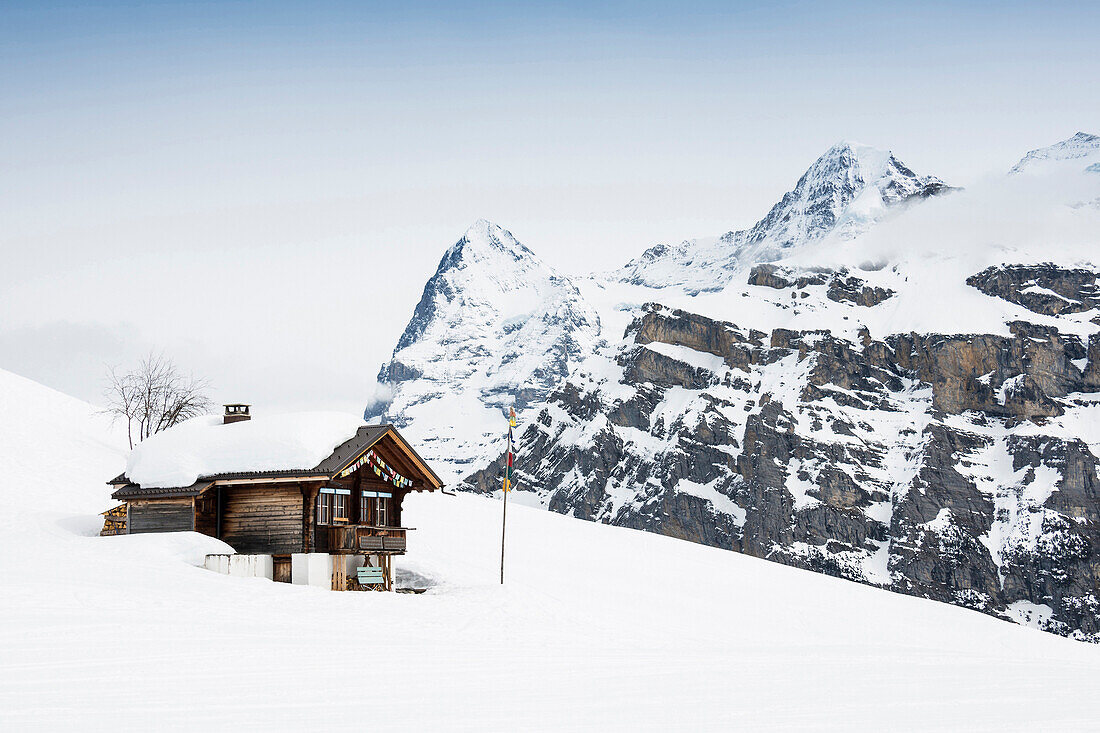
[220,484,304,554]
[128,499,194,533]
[193,492,218,537]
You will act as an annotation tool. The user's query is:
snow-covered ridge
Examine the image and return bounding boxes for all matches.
[368,219,601,484]
[615,141,950,292]
[390,219,546,352]
[734,141,948,252]
[1011,131,1100,174]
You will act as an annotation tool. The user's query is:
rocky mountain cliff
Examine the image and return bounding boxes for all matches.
[466,278,1100,639]
[616,142,951,292]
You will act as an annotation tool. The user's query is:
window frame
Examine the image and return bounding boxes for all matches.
[317,487,351,525]
[361,490,394,526]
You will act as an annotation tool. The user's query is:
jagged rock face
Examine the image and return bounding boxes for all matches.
[464,304,1100,641]
[368,220,601,482]
[748,264,895,307]
[884,322,1088,417]
[734,143,949,252]
[966,263,1100,316]
[616,142,951,292]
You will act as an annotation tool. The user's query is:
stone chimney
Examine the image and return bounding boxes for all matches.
[223,404,251,424]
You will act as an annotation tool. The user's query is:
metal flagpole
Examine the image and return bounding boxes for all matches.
[501,405,517,585]
[500,414,510,585]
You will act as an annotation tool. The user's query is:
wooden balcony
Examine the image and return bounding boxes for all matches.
[316,524,412,555]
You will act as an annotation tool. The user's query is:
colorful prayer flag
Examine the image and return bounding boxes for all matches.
[503,406,517,492]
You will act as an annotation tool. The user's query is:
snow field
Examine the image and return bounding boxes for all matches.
[3,489,1100,732]
[1,367,1098,730]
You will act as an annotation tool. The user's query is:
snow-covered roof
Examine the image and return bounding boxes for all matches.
[123,412,370,490]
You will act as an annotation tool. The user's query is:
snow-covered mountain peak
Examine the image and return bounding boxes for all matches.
[1011,131,1100,174]
[744,140,946,245]
[816,139,890,176]
[448,218,535,263]
[393,220,562,353]
[827,141,897,185]
[369,222,601,482]
[616,141,949,291]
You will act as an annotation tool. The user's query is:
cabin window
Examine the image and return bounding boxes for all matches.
[361,490,393,526]
[317,487,350,525]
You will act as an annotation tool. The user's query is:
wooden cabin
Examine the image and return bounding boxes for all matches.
[107,406,444,589]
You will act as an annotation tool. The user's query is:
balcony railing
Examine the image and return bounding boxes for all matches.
[317,524,412,554]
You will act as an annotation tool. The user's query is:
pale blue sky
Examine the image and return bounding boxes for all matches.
[1,1,1097,410]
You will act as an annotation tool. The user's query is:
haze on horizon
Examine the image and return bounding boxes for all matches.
[2,0,1097,413]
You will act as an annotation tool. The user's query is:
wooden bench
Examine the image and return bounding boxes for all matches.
[356,565,386,589]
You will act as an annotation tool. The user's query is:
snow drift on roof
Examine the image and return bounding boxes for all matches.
[125,412,366,489]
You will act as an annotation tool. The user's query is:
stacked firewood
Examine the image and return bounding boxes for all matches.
[100,504,127,536]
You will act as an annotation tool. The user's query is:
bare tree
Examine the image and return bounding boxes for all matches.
[105,353,213,448]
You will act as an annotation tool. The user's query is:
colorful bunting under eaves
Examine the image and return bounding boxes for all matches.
[337,449,414,489]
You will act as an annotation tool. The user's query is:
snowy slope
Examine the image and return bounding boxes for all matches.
[2,373,1099,731]
[368,219,601,484]
[0,367,124,516]
[615,141,950,292]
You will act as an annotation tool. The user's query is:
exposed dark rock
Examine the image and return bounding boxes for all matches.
[967,263,1100,316]
[631,305,765,371]
[826,274,894,307]
[747,264,830,290]
[748,264,895,307]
